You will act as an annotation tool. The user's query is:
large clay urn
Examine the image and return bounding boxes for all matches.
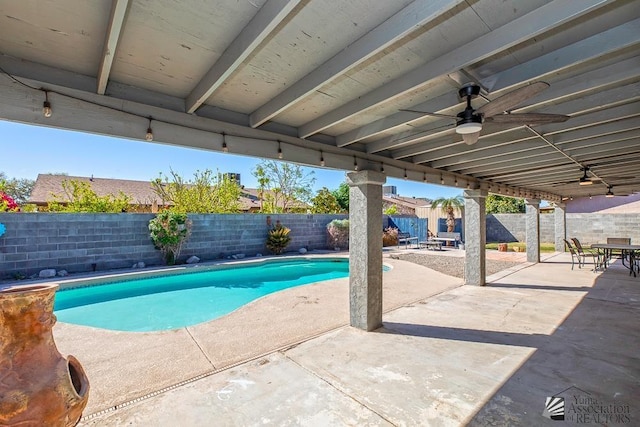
[0,284,90,426]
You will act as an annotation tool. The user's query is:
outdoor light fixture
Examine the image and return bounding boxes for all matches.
[222,141,228,153]
[353,156,358,171]
[380,164,385,173]
[42,90,52,118]
[277,141,283,159]
[423,173,427,183]
[440,176,444,185]
[404,169,408,180]
[606,187,614,197]
[320,151,325,167]
[579,170,593,186]
[454,179,458,187]
[145,117,153,142]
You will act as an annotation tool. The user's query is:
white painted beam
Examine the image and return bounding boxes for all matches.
[185,0,302,114]
[96,0,131,95]
[483,17,640,93]
[297,0,610,138]
[249,0,466,128]
[338,91,460,148]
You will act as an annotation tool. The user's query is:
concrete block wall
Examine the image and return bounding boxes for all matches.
[0,213,346,279]
[487,213,639,245]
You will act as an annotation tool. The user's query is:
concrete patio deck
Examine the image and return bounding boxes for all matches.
[53,251,638,426]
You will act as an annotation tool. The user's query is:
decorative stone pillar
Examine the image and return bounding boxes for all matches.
[463,189,487,286]
[346,170,386,331]
[525,198,541,263]
[554,202,567,252]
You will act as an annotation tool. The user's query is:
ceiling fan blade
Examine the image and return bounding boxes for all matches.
[399,109,457,120]
[462,131,480,145]
[484,113,569,125]
[476,81,550,117]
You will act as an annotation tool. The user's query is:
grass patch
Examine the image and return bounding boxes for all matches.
[486,242,556,253]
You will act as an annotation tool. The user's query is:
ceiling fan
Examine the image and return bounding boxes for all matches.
[401,81,570,145]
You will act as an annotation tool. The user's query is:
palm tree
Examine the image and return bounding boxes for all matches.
[431,195,464,237]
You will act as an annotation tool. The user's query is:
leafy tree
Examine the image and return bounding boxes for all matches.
[311,187,343,213]
[332,182,349,212]
[383,204,398,215]
[47,180,131,213]
[148,211,192,265]
[151,169,241,213]
[0,172,35,205]
[431,195,464,234]
[252,161,315,213]
[486,194,525,214]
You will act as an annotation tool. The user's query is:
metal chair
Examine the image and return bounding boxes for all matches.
[564,239,580,270]
[571,238,601,270]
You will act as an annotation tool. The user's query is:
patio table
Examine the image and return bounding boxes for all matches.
[591,243,640,277]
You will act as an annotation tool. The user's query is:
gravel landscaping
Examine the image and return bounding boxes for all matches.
[392,252,522,279]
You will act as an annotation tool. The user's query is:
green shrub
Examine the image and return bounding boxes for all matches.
[266,221,291,255]
[149,211,192,265]
[327,219,349,249]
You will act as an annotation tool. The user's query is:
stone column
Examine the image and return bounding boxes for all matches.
[463,189,487,286]
[525,198,541,263]
[554,202,566,252]
[346,170,386,331]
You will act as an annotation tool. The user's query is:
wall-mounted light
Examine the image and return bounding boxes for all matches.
[423,173,427,183]
[404,169,408,180]
[42,90,52,118]
[145,117,153,142]
[440,175,444,185]
[380,164,385,173]
[320,151,325,167]
[277,141,283,159]
[353,156,358,171]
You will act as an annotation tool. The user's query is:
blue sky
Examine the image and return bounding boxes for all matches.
[1,120,461,199]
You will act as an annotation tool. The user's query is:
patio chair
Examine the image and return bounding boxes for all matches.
[570,238,601,271]
[564,239,580,270]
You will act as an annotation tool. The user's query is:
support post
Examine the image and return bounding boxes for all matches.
[346,170,386,331]
[554,202,566,252]
[463,189,487,286]
[525,198,541,263]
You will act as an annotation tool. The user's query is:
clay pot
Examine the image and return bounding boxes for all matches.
[0,284,89,426]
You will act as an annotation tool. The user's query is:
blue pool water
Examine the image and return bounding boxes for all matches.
[54,258,360,332]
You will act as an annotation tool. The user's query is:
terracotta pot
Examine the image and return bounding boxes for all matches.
[0,284,90,426]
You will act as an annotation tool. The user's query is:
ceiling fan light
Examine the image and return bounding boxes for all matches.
[456,121,482,134]
[579,177,593,186]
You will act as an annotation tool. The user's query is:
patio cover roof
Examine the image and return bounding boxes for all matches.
[0,0,639,202]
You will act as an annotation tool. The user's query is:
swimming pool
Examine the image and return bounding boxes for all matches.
[54,258,360,332]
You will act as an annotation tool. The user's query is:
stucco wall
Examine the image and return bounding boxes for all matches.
[0,213,346,279]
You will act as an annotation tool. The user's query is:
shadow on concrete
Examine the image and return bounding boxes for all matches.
[382,263,640,425]
[378,322,550,348]
[485,283,593,292]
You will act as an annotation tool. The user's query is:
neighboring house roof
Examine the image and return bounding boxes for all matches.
[28,174,267,211]
[383,194,431,211]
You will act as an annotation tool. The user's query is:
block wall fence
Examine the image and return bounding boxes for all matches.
[0,212,638,279]
[0,213,347,279]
